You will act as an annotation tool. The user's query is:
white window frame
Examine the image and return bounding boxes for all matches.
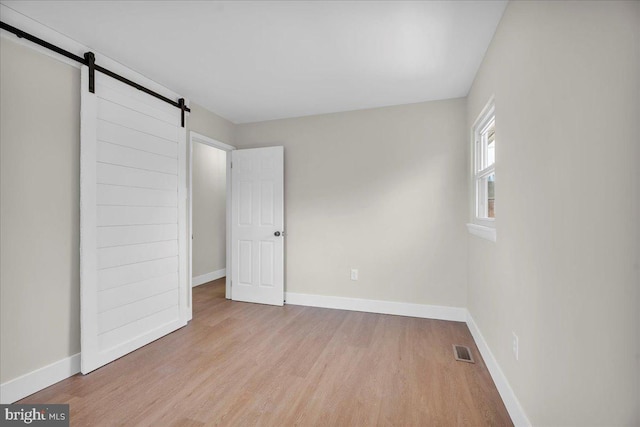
[467,97,496,242]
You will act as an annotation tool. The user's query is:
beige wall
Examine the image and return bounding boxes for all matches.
[466,1,640,425]
[235,99,468,307]
[187,102,235,147]
[191,142,227,277]
[0,37,235,383]
[0,37,80,383]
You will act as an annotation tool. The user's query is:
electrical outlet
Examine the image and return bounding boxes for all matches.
[350,268,359,281]
[512,332,519,361]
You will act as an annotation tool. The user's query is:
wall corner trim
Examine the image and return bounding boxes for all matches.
[0,353,81,404]
[192,268,226,287]
[466,312,532,427]
[285,292,467,322]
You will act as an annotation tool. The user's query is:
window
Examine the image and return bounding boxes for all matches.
[468,98,496,241]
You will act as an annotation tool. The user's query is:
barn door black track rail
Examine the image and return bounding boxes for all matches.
[0,21,190,127]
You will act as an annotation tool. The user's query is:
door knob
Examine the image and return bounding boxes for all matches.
[274,231,281,236]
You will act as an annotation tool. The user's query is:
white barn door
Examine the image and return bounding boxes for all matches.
[231,147,284,306]
[80,66,189,374]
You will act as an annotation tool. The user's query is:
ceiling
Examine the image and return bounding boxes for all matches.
[2,1,507,123]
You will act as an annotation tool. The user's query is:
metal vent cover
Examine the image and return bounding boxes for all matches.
[453,345,475,363]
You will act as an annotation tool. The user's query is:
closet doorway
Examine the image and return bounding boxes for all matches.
[189,132,234,303]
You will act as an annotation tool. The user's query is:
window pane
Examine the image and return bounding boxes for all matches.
[487,173,495,218]
[478,173,496,219]
[486,123,495,166]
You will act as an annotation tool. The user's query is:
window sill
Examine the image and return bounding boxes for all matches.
[466,223,496,242]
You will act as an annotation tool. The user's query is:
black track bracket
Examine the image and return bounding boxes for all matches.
[83,52,96,93]
[178,98,187,128]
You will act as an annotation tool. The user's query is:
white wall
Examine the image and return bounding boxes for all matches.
[191,142,226,278]
[466,1,640,425]
[235,98,468,308]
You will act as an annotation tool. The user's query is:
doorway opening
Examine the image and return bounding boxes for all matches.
[189,132,235,308]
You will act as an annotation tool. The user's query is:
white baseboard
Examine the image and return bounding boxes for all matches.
[285,292,467,322]
[192,268,226,287]
[0,353,81,404]
[466,313,531,427]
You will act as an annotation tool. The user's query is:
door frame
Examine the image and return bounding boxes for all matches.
[188,132,235,304]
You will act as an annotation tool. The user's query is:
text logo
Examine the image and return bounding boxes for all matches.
[0,405,69,426]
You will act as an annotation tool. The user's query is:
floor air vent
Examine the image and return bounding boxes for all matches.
[453,345,475,363]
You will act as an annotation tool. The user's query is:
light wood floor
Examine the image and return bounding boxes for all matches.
[19,278,512,426]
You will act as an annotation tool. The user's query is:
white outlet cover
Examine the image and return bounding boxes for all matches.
[512,332,519,361]
[350,269,358,280]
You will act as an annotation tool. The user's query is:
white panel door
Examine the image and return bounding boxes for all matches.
[231,147,284,306]
[80,66,189,374]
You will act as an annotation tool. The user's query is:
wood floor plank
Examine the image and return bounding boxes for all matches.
[17,278,512,426]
